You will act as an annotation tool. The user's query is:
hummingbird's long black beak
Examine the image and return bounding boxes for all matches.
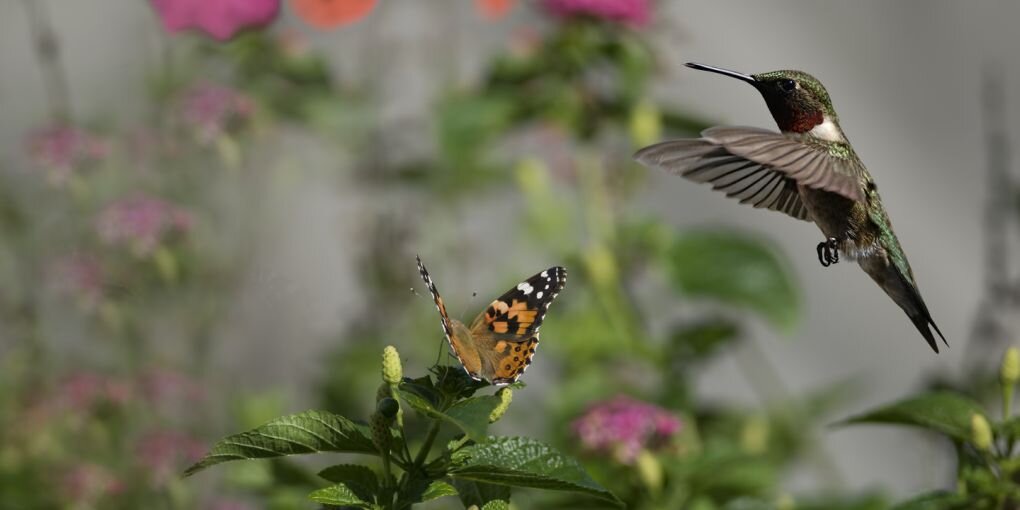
[685,62,757,85]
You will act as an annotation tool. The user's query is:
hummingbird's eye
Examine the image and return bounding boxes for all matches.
[779,79,797,92]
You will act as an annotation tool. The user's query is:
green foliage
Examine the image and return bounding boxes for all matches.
[669,231,801,332]
[185,346,615,509]
[839,348,1020,508]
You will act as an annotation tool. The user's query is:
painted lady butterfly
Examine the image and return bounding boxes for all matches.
[417,256,566,385]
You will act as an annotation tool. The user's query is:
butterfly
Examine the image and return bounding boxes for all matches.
[417,256,566,386]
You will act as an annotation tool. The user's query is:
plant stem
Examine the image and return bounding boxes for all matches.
[21,0,72,122]
[413,420,442,468]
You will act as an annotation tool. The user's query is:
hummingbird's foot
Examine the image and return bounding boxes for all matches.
[816,238,840,267]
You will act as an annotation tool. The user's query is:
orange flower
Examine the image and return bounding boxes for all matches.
[476,0,514,20]
[290,0,376,29]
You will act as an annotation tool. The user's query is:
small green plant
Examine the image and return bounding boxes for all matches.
[838,347,1020,509]
[184,346,621,509]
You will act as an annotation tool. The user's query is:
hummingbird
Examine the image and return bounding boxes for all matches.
[634,62,947,352]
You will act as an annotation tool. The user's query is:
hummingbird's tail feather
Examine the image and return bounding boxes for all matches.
[907,308,947,353]
[890,263,948,353]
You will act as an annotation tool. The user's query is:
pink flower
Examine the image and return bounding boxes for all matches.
[540,0,650,26]
[96,194,193,255]
[135,430,206,485]
[52,254,105,303]
[59,373,133,411]
[139,368,205,407]
[151,0,280,41]
[572,395,681,464]
[181,84,255,142]
[61,463,122,505]
[25,125,107,184]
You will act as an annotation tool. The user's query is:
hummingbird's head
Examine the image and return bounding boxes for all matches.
[686,63,841,139]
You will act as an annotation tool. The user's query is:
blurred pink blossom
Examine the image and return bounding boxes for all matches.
[60,372,134,411]
[25,125,107,184]
[139,367,206,407]
[52,254,105,303]
[151,0,280,41]
[61,463,123,505]
[135,430,206,485]
[96,194,193,254]
[572,395,681,463]
[181,84,255,142]
[541,0,650,26]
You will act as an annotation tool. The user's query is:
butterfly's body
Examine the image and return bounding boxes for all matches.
[635,63,946,352]
[417,257,565,385]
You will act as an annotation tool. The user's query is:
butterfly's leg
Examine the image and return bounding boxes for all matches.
[816,237,839,267]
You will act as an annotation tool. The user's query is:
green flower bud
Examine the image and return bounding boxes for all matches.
[628,98,662,149]
[1002,347,1020,385]
[382,345,402,385]
[635,449,663,494]
[740,415,769,455]
[377,397,400,419]
[489,387,513,423]
[370,411,392,454]
[970,413,992,451]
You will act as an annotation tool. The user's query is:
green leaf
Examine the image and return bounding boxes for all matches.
[184,410,377,476]
[308,482,378,509]
[396,478,459,508]
[452,479,511,510]
[835,392,986,442]
[317,464,379,501]
[668,230,800,331]
[397,389,499,443]
[449,436,621,506]
[890,491,970,510]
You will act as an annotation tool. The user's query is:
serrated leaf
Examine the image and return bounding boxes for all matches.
[452,479,511,510]
[308,482,378,509]
[397,389,499,442]
[668,230,800,331]
[449,436,620,506]
[184,410,377,476]
[396,477,459,508]
[317,464,379,501]
[421,480,458,501]
[835,392,986,443]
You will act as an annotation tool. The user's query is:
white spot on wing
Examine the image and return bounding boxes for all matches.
[536,291,543,299]
[517,282,534,295]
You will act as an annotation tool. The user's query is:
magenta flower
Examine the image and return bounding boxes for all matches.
[25,125,107,185]
[181,83,255,143]
[572,395,681,463]
[96,194,193,255]
[540,0,650,26]
[59,372,133,411]
[61,463,122,505]
[135,430,206,485]
[52,254,105,304]
[151,0,280,41]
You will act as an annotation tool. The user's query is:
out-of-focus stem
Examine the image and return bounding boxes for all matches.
[21,0,72,122]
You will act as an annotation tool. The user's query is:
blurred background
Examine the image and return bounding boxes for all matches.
[1,1,1018,508]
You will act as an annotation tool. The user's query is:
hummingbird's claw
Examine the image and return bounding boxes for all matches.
[817,238,839,267]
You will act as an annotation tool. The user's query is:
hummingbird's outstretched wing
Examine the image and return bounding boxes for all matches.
[635,127,867,220]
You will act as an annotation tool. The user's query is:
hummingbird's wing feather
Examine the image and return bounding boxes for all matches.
[702,127,867,202]
[634,137,811,221]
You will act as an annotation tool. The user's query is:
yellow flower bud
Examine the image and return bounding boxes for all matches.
[489,387,513,423]
[628,98,662,149]
[1001,347,1020,385]
[382,345,402,385]
[740,415,770,455]
[514,158,551,197]
[635,450,663,494]
[970,413,992,451]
